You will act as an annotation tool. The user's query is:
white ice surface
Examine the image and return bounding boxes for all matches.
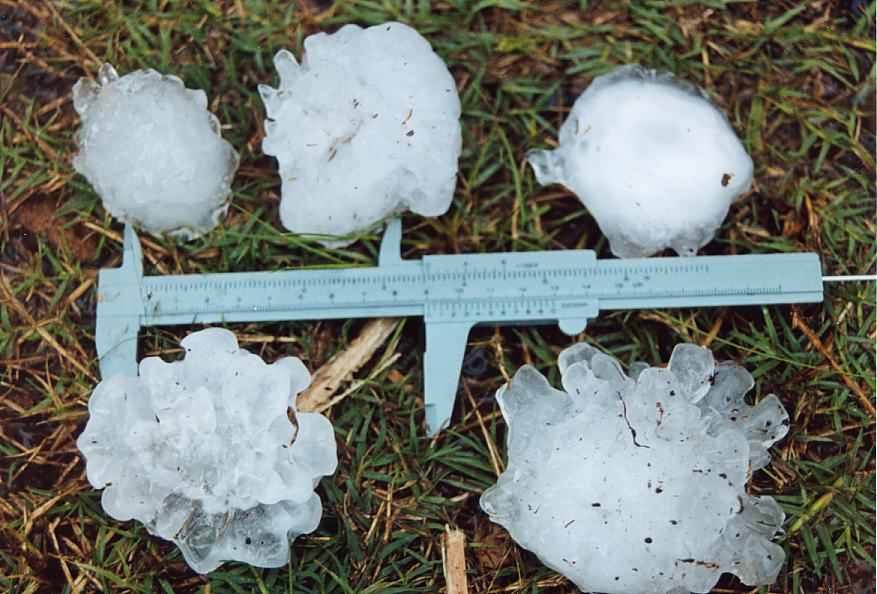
[481,343,788,594]
[260,22,462,244]
[77,328,337,574]
[73,64,239,240]
[528,65,753,258]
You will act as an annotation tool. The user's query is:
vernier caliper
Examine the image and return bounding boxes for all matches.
[96,219,824,434]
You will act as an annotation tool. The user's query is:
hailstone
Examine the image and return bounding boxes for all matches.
[77,328,337,574]
[259,22,462,244]
[72,64,239,239]
[481,343,789,594]
[528,64,753,258]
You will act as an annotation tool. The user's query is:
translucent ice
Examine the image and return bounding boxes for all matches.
[481,343,788,594]
[529,65,753,258]
[259,22,462,243]
[77,328,337,574]
[73,64,239,239]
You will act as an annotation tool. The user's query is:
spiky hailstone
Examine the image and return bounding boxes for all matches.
[73,64,239,239]
[481,343,789,594]
[528,65,753,258]
[259,22,462,243]
[77,329,337,574]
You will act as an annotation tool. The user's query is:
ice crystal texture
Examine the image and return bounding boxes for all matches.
[481,343,788,594]
[259,22,462,243]
[528,64,753,258]
[73,64,239,239]
[77,329,337,574]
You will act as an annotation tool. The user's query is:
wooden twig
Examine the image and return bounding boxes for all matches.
[297,318,398,413]
[442,525,469,594]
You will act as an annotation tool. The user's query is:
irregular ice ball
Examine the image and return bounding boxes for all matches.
[529,65,753,258]
[259,22,462,243]
[73,64,239,239]
[77,328,337,574]
[481,343,789,594]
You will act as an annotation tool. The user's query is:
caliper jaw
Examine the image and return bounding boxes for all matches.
[96,225,144,379]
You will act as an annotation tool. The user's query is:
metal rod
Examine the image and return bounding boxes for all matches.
[822,275,877,282]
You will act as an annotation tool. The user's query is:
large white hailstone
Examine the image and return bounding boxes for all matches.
[72,64,239,239]
[481,343,789,594]
[528,65,753,258]
[77,328,337,574]
[259,22,462,243]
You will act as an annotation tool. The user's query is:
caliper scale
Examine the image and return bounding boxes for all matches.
[96,219,824,434]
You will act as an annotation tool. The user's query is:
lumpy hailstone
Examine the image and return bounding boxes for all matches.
[481,343,789,594]
[77,329,337,574]
[73,64,239,239]
[260,22,462,243]
[528,65,753,258]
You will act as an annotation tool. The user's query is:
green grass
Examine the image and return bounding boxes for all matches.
[1,1,874,592]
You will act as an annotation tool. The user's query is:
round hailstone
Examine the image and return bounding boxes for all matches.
[77,328,337,574]
[73,64,239,240]
[481,343,789,594]
[528,65,753,258]
[259,22,462,244]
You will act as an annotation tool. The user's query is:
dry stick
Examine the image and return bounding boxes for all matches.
[792,307,876,420]
[317,352,401,415]
[297,318,398,413]
[442,525,469,594]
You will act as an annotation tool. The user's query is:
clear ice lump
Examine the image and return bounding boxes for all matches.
[528,65,754,258]
[259,22,462,244]
[77,328,337,573]
[481,342,789,594]
[73,64,239,239]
